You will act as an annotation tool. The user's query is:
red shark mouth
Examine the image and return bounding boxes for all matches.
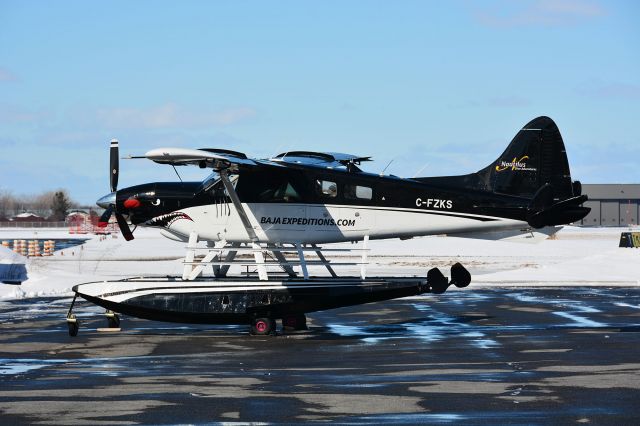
[145,212,193,228]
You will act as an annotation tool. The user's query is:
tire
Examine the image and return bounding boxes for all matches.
[108,314,120,328]
[250,317,275,335]
[282,314,308,331]
[68,320,79,337]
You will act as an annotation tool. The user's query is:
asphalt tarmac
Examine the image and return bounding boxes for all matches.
[1,287,639,425]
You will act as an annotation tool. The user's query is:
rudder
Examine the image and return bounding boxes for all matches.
[479,116,576,201]
[414,116,590,228]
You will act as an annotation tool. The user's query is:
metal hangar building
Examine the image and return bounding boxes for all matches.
[580,184,640,227]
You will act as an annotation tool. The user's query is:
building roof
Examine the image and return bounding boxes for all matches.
[14,212,43,218]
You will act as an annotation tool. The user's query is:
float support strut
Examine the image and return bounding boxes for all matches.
[360,235,369,280]
[182,231,199,280]
[295,243,309,280]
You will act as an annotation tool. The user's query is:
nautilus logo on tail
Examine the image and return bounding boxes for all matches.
[146,212,193,228]
[495,155,537,172]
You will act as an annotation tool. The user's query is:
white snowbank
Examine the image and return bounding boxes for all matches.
[0,225,638,300]
[0,246,28,284]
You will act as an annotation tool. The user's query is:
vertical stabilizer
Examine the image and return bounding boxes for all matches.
[478,116,575,200]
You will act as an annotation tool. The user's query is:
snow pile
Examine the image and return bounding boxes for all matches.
[0,246,28,285]
[0,225,638,300]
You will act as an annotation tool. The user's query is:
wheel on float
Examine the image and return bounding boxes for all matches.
[250,317,276,335]
[67,315,79,337]
[282,314,308,331]
[107,314,120,328]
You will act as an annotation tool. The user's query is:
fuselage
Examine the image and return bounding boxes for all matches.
[115,163,531,244]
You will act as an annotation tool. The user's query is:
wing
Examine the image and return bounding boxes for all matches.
[143,147,258,170]
[140,147,371,172]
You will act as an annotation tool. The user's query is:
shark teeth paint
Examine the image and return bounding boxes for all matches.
[145,212,193,228]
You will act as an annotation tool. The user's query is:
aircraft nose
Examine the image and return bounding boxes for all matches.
[96,192,116,208]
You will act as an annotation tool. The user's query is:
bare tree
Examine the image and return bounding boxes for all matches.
[33,191,56,216]
[0,189,15,219]
[0,189,79,221]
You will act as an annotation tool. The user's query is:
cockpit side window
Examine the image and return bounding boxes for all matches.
[316,179,337,198]
[203,175,237,195]
[344,184,373,200]
[201,173,220,193]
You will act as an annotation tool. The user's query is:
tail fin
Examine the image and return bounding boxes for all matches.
[479,116,590,226]
[477,116,576,200]
[415,116,590,227]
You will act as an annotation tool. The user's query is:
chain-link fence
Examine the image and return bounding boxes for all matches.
[0,221,67,228]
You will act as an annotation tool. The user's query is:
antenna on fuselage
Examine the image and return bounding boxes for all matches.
[379,159,394,176]
[271,144,284,159]
[412,163,429,178]
[278,143,294,160]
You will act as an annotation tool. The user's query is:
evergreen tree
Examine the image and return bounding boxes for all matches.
[50,191,71,221]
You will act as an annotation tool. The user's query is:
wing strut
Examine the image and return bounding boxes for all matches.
[219,169,258,242]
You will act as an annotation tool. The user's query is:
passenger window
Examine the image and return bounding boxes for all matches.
[316,180,337,198]
[344,184,372,200]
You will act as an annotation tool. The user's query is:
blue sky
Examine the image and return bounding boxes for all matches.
[1,0,639,204]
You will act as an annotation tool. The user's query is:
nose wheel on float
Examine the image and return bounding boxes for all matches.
[66,293,79,336]
[65,293,123,336]
[66,314,79,337]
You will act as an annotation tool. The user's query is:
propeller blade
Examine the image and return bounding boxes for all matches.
[98,205,113,227]
[110,139,119,192]
[115,212,134,241]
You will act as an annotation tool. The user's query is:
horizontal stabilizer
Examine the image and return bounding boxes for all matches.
[453,226,562,243]
[527,194,590,228]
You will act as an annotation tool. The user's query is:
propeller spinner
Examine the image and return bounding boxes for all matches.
[97,139,134,241]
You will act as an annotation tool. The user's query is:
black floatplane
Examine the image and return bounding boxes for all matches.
[67,116,590,336]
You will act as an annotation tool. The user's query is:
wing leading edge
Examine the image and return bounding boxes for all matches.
[144,147,258,170]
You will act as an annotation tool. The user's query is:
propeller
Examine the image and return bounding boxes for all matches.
[110,138,119,192]
[97,139,134,241]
